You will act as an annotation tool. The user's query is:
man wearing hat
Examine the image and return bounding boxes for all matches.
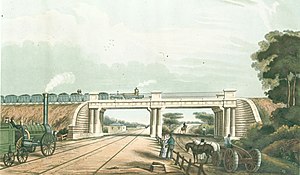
[166,133,175,159]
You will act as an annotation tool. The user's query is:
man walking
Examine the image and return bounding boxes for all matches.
[166,133,175,159]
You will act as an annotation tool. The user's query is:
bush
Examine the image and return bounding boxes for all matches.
[103,127,108,133]
[263,139,300,165]
[239,125,300,155]
[238,124,275,150]
[270,125,300,141]
[57,128,68,135]
[272,106,300,128]
[192,124,214,136]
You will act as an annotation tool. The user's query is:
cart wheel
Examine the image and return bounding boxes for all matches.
[223,148,238,172]
[3,153,15,167]
[245,149,262,172]
[41,133,56,156]
[212,151,221,166]
[17,147,28,164]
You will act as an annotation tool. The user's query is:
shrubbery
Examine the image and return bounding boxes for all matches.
[57,127,68,135]
[238,125,300,164]
[193,124,214,136]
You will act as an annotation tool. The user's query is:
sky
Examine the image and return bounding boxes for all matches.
[1,0,299,124]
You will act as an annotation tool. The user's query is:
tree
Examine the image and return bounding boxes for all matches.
[251,30,300,107]
[271,106,300,128]
[193,112,214,125]
[162,113,183,130]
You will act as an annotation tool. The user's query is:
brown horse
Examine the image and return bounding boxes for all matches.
[185,142,214,163]
[180,125,187,134]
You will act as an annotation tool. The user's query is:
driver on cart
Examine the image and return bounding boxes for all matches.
[224,134,233,148]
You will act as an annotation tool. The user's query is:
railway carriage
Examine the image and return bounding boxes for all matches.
[83,93,90,101]
[1,95,4,103]
[58,93,70,103]
[5,95,18,103]
[48,93,58,103]
[31,94,43,103]
[98,92,109,100]
[70,93,83,102]
[109,94,125,100]
[18,94,31,103]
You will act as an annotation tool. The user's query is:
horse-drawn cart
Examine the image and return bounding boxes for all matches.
[213,145,262,173]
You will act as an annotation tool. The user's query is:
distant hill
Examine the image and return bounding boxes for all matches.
[0,104,79,131]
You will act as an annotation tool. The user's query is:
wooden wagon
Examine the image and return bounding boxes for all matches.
[211,145,262,173]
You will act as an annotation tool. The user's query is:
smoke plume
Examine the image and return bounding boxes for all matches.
[137,80,157,88]
[45,72,75,92]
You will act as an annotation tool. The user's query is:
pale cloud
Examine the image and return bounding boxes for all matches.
[222,0,280,30]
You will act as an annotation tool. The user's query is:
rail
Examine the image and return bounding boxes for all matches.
[157,137,206,175]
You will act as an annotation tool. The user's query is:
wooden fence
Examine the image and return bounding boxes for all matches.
[157,137,206,175]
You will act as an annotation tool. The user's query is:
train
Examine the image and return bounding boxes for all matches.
[1,88,144,104]
[0,93,56,166]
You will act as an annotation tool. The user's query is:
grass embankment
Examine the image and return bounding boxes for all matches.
[1,104,79,131]
[260,153,299,175]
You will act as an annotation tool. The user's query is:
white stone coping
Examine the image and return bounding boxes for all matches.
[238,98,262,123]
[69,101,88,127]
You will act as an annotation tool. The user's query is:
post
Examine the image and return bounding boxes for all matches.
[175,152,180,165]
[180,156,184,170]
[186,158,192,174]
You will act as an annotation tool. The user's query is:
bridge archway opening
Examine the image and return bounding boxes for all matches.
[162,108,215,135]
[104,109,150,135]
[105,109,149,125]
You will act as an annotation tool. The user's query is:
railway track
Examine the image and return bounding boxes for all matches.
[0,129,143,172]
[39,129,145,174]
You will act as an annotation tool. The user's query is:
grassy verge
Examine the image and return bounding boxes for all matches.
[258,153,299,175]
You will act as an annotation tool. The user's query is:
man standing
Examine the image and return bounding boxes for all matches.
[166,133,175,159]
[202,126,206,136]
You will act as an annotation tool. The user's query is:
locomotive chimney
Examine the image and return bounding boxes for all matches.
[43,93,49,125]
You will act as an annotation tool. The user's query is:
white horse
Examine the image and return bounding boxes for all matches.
[192,140,220,162]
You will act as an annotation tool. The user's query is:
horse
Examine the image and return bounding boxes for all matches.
[185,141,215,164]
[180,125,187,134]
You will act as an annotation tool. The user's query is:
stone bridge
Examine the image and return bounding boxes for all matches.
[68,90,261,139]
